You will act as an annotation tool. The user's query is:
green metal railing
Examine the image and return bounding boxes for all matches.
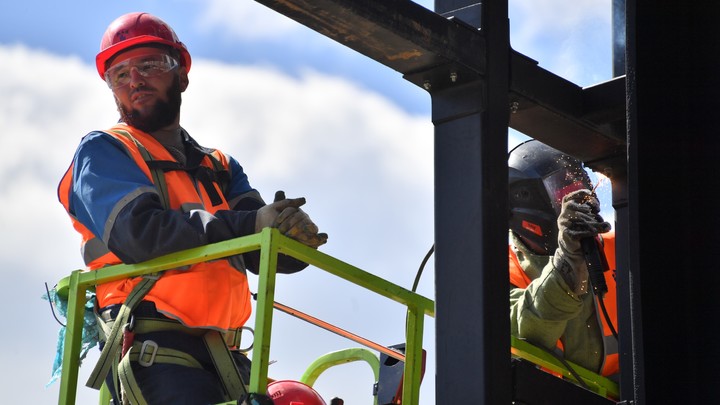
[56,227,618,404]
[56,228,435,404]
[511,336,619,400]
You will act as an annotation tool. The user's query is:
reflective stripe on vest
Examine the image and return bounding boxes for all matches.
[59,125,235,268]
[58,124,253,330]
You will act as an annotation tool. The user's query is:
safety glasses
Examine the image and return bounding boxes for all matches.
[104,54,178,89]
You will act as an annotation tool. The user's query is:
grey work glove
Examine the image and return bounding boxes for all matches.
[552,189,611,295]
[255,191,328,249]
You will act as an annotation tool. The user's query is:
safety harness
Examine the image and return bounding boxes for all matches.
[86,129,250,404]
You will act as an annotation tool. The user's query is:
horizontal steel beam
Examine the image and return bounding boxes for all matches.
[509,52,626,175]
[254,0,485,81]
[253,0,627,172]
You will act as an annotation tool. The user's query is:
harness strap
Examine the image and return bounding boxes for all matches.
[88,129,242,401]
[102,316,252,347]
[114,333,247,404]
[111,129,229,209]
[86,275,159,390]
[206,151,230,197]
[204,331,249,399]
[118,339,205,405]
[146,160,225,207]
[110,129,172,210]
[118,348,147,405]
[92,306,251,402]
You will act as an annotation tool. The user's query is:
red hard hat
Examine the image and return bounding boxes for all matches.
[267,380,327,405]
[96,12,191,79]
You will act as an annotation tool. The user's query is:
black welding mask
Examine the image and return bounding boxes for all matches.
[508,140,593,255]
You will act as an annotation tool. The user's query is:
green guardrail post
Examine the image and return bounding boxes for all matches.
[248,227,280,394]
[403,305,425,405]
[58,270,87,405]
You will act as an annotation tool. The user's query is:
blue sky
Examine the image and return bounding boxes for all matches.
[0,1,612,404]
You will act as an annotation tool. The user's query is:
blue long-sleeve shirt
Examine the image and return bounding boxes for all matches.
[64,129,305,273]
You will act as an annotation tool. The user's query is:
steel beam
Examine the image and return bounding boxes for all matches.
[253,0,627,170]
[626,1,720,403]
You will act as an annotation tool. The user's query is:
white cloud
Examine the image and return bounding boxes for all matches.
[183,61,433,187]
[0,45,116,280]
[510,0,611,85]
[197,0,310,41]
[511,0,609,39]
[197,0,436,43]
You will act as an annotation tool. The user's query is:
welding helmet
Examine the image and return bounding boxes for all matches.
[508,140,593,255]
[267,380,327,405]
[96,12,191,80]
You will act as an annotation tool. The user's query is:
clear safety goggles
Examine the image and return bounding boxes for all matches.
[105,54,178,89]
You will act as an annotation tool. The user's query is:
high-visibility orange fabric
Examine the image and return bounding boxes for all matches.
[509,246,533,288]
[58,124,251,330]
[509,232,618,377]
[596,233,618,377]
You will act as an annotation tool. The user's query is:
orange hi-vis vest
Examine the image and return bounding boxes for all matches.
[58,124,252,331]
[509,232,619,377]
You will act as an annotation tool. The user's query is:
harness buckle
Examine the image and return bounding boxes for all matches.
[226,326,254,352]
[138,340,159,367]
[124,314,135,332]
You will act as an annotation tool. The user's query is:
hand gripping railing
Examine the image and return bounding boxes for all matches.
[56,227,435,405]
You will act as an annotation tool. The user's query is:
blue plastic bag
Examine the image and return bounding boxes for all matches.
[43,286,99,387]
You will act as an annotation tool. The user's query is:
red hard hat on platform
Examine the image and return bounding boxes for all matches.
[96,12,191,79]
[267,380,327,405]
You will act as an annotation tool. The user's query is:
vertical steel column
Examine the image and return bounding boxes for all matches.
[627,0,720,403]
[433,1,510,403]
[612,0,626,77]
[612,174,640,403]
[611,0,638,402]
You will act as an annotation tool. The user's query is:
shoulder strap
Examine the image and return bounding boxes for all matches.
[86,275,160,390]
[111,129,231,208]
[206,152,230,195]
[108,129,172,210]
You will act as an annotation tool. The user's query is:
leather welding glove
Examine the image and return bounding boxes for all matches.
[254,191,328,248]
[552,189,611,295]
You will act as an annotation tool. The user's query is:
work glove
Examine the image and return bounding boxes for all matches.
[255,190,328,248]
[552,189,611,295]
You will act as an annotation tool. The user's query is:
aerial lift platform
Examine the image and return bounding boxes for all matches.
[55,228,618,404]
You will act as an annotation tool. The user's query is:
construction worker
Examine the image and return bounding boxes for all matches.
[508,140,619,381]
[58,12,327,404]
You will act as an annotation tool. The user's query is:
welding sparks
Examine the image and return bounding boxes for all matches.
[592,173,610,194]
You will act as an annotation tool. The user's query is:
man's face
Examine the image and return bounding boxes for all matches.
[107,46,188,133]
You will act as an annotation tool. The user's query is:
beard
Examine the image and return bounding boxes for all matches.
[117,75,182,133]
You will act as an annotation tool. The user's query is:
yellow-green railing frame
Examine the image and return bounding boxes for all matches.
[56,227,618,404]
[300,348,381,389]
[511,336,619,400]
[56,228,435,404]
